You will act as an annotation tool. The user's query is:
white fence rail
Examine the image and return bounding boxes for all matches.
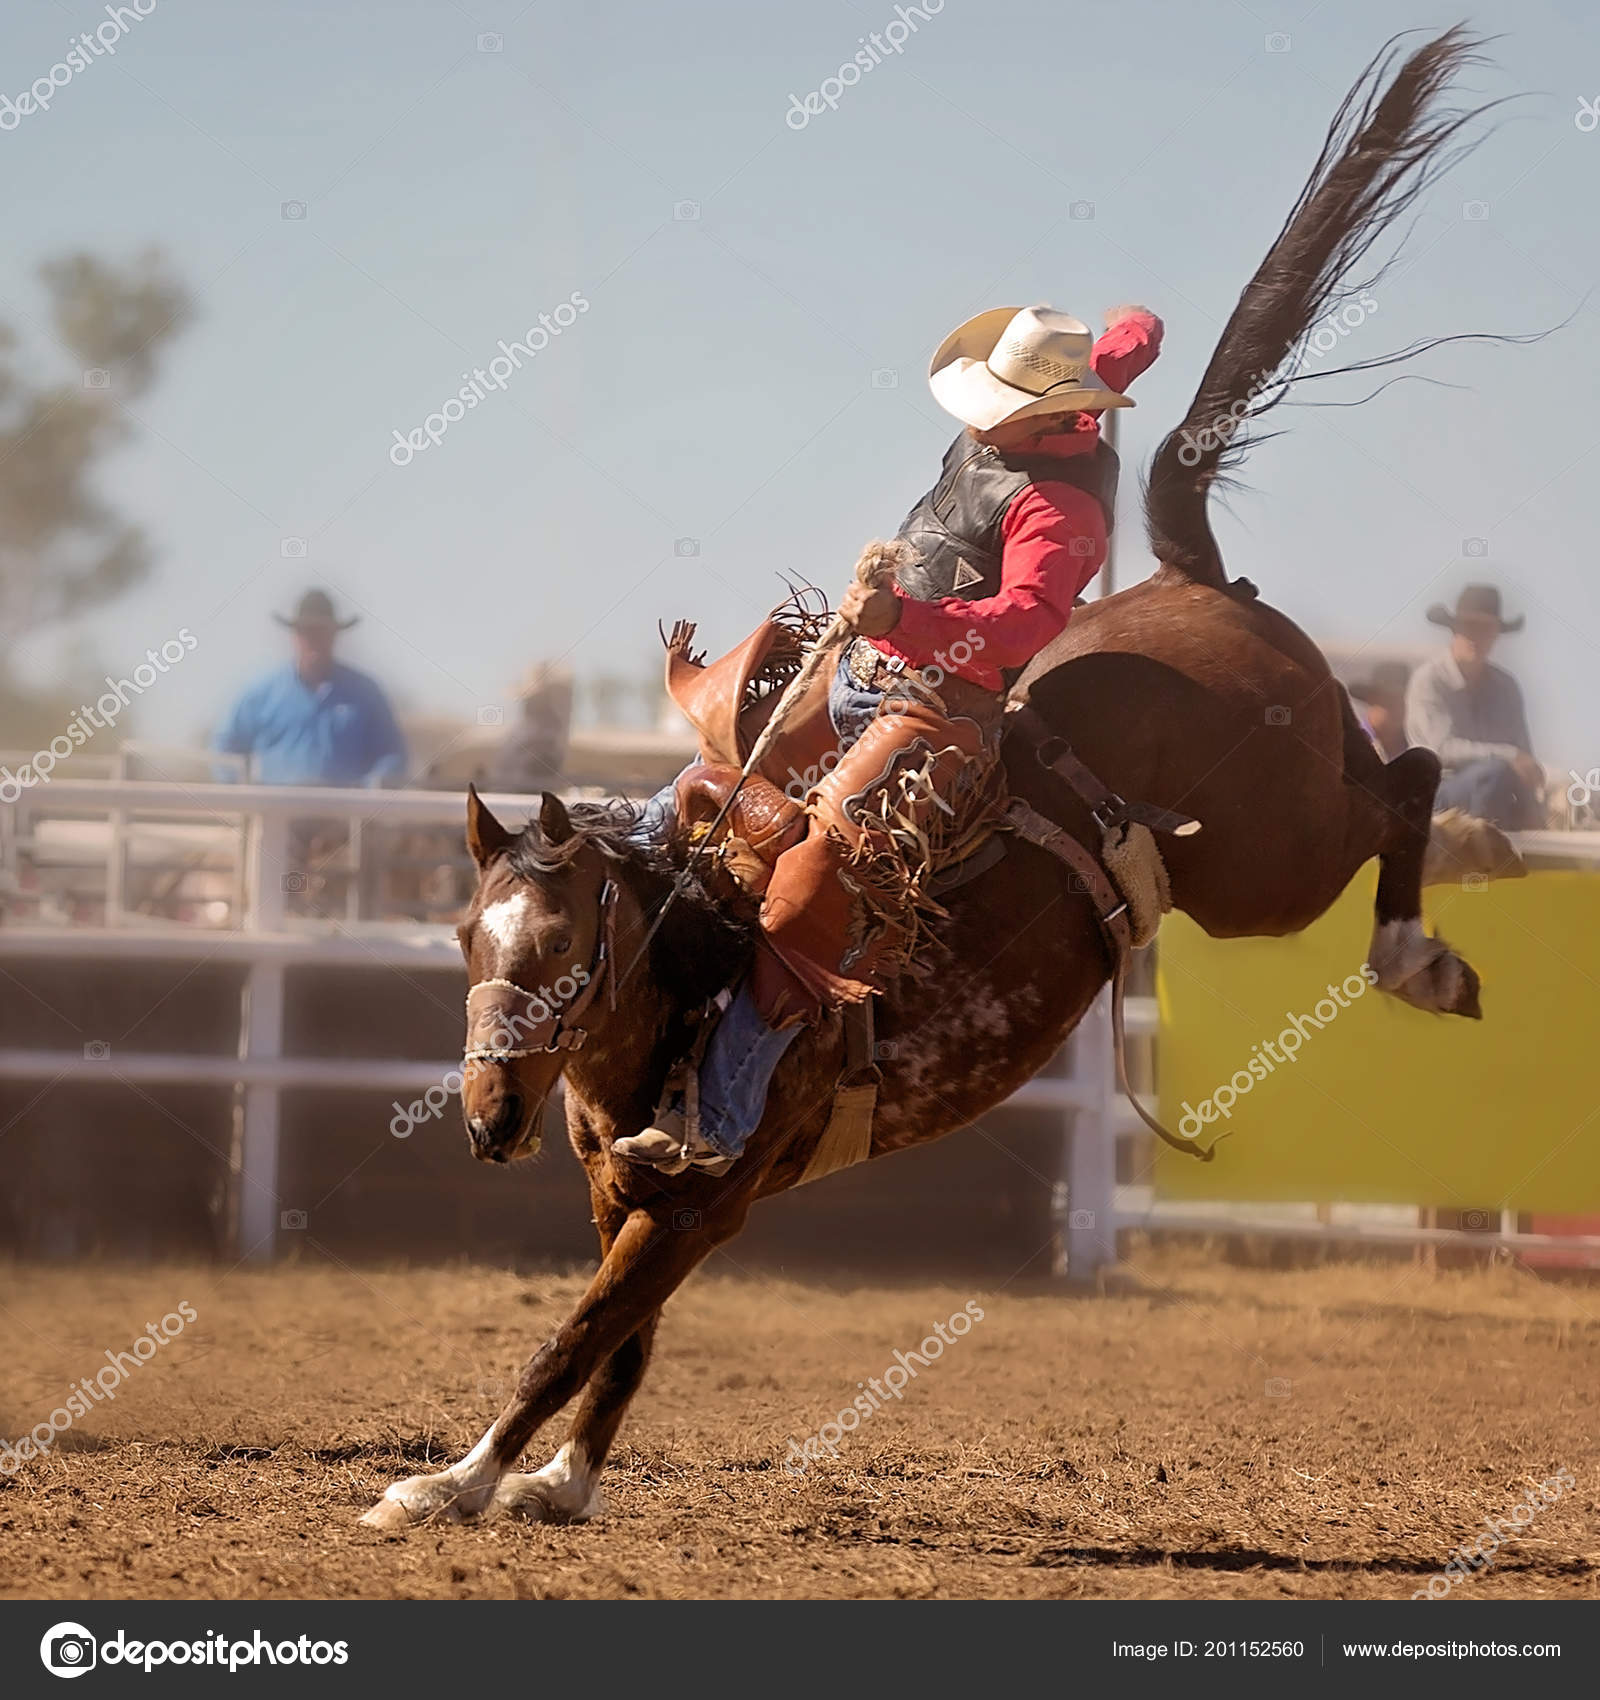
[3,777,1595,1271]
[0,776,1151,1267]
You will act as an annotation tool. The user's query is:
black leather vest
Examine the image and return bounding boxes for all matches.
[892,431,1119,602]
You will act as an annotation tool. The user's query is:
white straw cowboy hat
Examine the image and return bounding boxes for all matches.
[928,304,1134,432]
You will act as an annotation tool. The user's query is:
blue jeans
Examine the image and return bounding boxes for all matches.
[693,653,892,1158]
[1436,758,1533,830]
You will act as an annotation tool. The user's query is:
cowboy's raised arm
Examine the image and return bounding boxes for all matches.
[1089,304,1164,400]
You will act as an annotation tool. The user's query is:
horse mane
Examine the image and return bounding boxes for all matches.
[506,798,754,1008]
[1145,26,1504,592]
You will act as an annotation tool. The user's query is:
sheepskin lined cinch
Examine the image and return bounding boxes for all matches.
[1100,818,1172,949]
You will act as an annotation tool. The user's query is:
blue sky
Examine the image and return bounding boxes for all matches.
[2,0,1597,768]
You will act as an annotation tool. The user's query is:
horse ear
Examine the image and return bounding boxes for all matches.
[538,791,573,845]
[465,783,514,868]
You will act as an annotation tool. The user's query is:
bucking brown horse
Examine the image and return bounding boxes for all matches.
[363,28,1513,1530]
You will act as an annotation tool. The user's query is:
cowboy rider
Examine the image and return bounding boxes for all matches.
[614,303,1164,1175]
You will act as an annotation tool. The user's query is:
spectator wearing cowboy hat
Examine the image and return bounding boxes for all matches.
[1346,659,1412,762]
[1405,585,1541,829]
[212,589,407,786]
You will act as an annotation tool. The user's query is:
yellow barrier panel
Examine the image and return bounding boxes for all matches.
[1156,871,1600,1210]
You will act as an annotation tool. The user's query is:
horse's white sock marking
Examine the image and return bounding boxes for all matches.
[481,893,530,967]
[527,1441,603,1518]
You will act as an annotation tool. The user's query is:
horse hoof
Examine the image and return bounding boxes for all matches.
[359,1493,422,1532]
[360,1473,497,1530]
[1371,921,1481,1018]
[489,1442,605,1524]
[490,1472,606,1525]
[1423,809,1527,887]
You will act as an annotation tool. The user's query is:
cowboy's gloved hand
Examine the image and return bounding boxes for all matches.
[839,580,901,637]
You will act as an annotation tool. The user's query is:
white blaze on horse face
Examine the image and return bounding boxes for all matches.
[480,891,532,974]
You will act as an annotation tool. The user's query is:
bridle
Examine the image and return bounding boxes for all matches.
[462,878,619,1064]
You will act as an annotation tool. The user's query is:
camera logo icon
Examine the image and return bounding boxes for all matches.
[83,1041,111,1061]
[280,537,307,558]
[1460,1207,1490,1231]
[280,1209,308,1231]
[1462,537,1488,558]
[477,705,504,727]
[1462,200,1489,221]
[477,32,503,52]
[1068,1209,1096,1230]
[873,1040,898,1062]
[672,1208,702,1231]
[674,537,700,557]
[1068,200,1095,220]
[1266,705,1291,726]
[82,368,111,390]
[673,200,700,221]
[281,871,307,894]
[281,200,307,220]
[40,1623,97,1677]
[1264,1377,1292,1398]
[1265,32,1291,53]
[870,368,898,390]
[1069,535,1097,557]
[1462,871,1488,892]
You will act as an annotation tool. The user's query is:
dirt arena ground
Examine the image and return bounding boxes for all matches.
[1,1247,1595,1600]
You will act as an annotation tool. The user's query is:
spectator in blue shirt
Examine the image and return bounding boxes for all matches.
[213,590,407,786]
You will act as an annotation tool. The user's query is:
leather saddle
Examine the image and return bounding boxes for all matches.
[663,617,842,896]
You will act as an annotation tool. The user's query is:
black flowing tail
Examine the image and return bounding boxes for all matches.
[1145,26,1496,591]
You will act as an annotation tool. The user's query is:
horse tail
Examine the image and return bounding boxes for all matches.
[1145,26,1495,591]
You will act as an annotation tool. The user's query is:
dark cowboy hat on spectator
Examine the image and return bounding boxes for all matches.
[274,588,359,631]
[1346,658,1411,706]
[1426,584,1524,634]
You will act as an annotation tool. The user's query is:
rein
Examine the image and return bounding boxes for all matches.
[463,878,619,1063]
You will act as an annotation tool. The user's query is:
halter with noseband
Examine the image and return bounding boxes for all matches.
[462,878,619,1066]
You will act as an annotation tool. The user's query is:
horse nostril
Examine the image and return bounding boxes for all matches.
[468,1095,524,1154]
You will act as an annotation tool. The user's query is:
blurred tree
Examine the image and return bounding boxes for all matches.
[0,248,192,743]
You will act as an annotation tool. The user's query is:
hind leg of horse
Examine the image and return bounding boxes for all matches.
[361,1206,726,1529]
[1363,745,1482,1018]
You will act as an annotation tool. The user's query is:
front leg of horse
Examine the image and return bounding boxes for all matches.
[488,1316,658,1523]
[361,1210,701,1530]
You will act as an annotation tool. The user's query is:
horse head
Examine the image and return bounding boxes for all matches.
[455,786,631,1164]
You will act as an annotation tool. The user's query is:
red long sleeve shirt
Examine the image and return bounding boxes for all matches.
[871,308,1164,690]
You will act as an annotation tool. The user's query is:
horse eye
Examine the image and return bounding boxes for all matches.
[551,934,572,956]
